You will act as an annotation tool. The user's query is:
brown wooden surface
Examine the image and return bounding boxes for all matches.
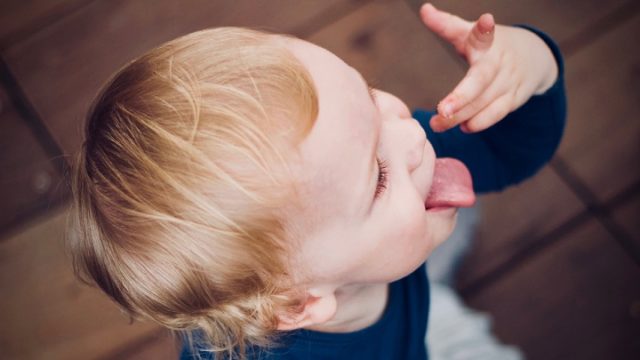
[556,13,640,202]
[0,208,161,360]
[406,0,631,50]
[308,0,464,111]
[1,0,639,359]
[0,83,67,239]
[0,0,90,48]
[467,219,640,360]
[611,191,640,249]
[456,167,585,288]
[101,330,179,360]
[2,0,360,156]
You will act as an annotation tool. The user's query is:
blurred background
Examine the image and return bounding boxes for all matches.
[0,0,638,359]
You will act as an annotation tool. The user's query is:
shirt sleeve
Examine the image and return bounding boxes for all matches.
[413,25,567,194]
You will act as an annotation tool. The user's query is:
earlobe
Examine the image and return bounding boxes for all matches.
[276,292,337,331]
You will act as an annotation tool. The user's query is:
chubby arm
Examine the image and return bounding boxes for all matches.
[414,4,566,193]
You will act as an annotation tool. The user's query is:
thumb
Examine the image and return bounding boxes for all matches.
[419,3,471,50]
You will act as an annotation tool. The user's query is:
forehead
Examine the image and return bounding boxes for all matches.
[283,38,374,230]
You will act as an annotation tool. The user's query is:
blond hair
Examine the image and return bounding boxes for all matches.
[68,27,318,359]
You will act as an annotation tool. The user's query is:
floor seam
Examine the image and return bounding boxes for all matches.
[0,57,71,240]
[0,0,100,52]
[551,157,640,264]
[458,209,592,299]
[460,179,640,299]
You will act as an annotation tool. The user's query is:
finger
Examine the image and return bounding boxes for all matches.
[454,66,510,122]
[420,3,472,49]
[467,13,495,54]
[463,93,513,132]
[429,113,453,133]
[437,60,499,118]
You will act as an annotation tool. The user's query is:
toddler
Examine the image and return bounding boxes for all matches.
[69,3,565,359]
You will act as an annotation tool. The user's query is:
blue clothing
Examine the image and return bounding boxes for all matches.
[181,25,566,360]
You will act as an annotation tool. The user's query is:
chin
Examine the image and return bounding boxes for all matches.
[431,210,459,249]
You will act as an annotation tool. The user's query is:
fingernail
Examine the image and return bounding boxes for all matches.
[481,24,494,35]
[440,103,453,118]
[479,14,495,35]
[430,117,444,132]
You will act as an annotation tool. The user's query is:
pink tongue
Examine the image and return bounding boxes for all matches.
[425,158,476,209]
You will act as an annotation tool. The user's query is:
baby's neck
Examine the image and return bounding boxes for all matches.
[306,282,389,333]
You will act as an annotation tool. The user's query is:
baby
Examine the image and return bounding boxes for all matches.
[69,3,565,360]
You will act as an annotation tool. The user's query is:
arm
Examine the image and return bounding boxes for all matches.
[415,27,566,193]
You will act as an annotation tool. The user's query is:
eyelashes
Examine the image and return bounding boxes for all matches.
[375,157,389,200]
[368,79,385,200]
[368,85,378,104]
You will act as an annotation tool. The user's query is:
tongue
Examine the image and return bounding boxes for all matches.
[425,158,476,209]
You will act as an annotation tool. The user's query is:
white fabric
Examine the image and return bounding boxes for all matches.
[426,205,524,360]
[426,282,524,360]
[427,206,479,285]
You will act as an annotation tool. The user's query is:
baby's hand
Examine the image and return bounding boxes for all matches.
[420,3,558,133]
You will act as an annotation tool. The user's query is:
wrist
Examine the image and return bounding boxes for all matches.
[533,38,559,95]
[512,25,561,95]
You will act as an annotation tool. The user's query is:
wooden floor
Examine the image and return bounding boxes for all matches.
[1,0,638,359]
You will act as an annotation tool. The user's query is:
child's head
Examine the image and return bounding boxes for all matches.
[69,27,458,357]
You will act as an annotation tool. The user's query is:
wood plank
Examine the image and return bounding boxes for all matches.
[0,0,89,48]
[466,219,640,360]
[611,191,640,249]
[405,0,631,48]
[307,0,465,111]
[455,166,584,288]
[0,208,162,360]
[556,13,640,202]
[102,330,179,360]
[0,83,67,238]
[2,0,356,156]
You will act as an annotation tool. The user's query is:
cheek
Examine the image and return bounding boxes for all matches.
[375,90,412,118]
[384,199,429,251]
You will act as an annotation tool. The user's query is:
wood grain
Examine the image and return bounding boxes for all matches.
[455,166,585,288]
[2,0,358,156]
[0,0,89,48]
[467,219,640,360]
[101,330,179,360]
[557,13,640,202]
[611,191,640,249]
[405,0,631,48]
[0,83,67,240]
[0,208,161,360]
[307,0,465,111]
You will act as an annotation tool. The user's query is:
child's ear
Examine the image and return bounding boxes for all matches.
[276,291,337,331]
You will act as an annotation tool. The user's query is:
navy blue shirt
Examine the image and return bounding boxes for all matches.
[181,25,566,360]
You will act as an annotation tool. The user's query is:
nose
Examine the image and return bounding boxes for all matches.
[405,119,427,172]
[376,90,426,172]
[383,115,426,172]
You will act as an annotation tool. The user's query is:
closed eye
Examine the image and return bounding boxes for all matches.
[374,157,389,199]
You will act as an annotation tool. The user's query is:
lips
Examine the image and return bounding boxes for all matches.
[424,158,476,210]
